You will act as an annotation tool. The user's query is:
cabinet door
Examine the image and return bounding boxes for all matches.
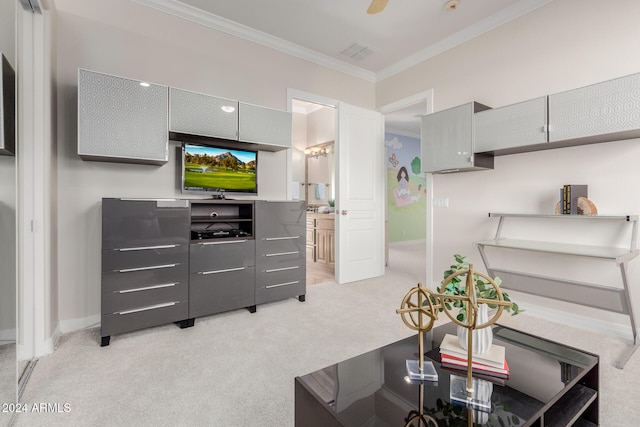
[169,88,238,140]
[475,96,548,153]
[254,200,305,239]
[238,102,292,150]
[78,69,169,164]
[421,102,492,172]
[549,72,640,143]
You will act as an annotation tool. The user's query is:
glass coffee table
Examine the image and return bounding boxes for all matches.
[295,322,598,426]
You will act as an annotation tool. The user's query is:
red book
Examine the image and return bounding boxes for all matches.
[441,353,510,377]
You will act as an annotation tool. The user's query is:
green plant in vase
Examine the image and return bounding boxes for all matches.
[438,254,523,322]
[435,254,524,353]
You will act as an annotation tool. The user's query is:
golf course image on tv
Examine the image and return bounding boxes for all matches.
[182,143,257,194]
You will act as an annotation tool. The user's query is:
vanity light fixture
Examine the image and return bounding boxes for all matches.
[221,105,236,113]
[305,146,330,159]
[139,82,150,87]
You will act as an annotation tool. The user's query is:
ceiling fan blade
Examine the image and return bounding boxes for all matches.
[367,0,389,14]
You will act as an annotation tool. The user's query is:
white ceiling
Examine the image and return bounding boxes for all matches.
[134,0,553,135]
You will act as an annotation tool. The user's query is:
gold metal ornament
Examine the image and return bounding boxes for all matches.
[397,264,512,401]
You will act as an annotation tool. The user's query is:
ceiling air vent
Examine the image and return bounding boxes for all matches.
[340,42,374,61]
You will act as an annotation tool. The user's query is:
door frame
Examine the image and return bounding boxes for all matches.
[379,90,435,288]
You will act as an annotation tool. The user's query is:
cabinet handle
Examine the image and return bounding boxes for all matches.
[266,280,300,289]
[265,251,300,257]
[200,240,247,246]
[263,236,300,241]
[116,301,178,315]
[264,266,300,273]
[118,244,179,252]
[117,263,178,273]
[200,267,246,275]
[116,283,178,294]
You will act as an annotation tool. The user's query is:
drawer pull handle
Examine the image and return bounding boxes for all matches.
[265,251,300,257]
[266,281,300,289]
[118,244,179,252]
[116,301,178,315]
[200,240,247,246]
[200,267,246,275]
[117,263,178,273]
[264,236,300,241]
[116,283,177,294]
[264,266,300,273]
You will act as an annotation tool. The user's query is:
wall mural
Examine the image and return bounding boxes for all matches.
[385,133,426,243]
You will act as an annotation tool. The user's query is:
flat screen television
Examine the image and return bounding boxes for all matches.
[181,142,258,196]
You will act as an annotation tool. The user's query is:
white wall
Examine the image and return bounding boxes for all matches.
[53,0,375,329]
[377,0,640,337]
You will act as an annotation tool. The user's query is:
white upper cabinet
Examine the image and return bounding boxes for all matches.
[475,96,548,154]
[238,102,292,150]
[169,88,238,140]
[549,72,640,144]
[78,69,169,164]
[421,102,493,173]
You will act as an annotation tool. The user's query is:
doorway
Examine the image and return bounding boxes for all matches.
[291,98,337,285]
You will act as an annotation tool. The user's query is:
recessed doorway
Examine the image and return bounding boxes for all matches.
[291,98,337,285]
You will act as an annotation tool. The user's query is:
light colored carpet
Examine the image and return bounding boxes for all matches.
[11,244,640,426]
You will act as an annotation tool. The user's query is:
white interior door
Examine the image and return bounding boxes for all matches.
[335,103,384,284]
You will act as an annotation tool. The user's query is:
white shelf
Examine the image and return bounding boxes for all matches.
[475,238,638,264]
[476,212,639,368]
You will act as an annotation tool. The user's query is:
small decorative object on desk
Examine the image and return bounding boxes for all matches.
[555,184,598,215]
[397,259,513,411]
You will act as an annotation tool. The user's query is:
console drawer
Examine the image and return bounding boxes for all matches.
[257,236,305,256]
[255,278,305,305]
[189,239,255,273]
[101,300,188,337]
[102,281,188,313]
[102,262,188,293]
[256,262,305,288]
[102,244,187,272]
[189,267,255,317]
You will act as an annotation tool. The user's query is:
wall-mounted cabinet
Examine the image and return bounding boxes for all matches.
[79,69,293,165]
[169,88,238,140]
[548,72,640,145]
[78,69,169,165]
[239,102,292,149]
[473,72,640,158]
[421,102,493,173]
[474,96,548,154]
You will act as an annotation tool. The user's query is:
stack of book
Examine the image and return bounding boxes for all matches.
[439,334,510,379]
[560,184,588,214]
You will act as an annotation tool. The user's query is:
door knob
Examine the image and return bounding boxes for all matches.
[341,210,348,215]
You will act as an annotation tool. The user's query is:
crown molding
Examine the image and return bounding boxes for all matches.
[134,0,552,84]
[376,0,553,81]
[132,0,376,82]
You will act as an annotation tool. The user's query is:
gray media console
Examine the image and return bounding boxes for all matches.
[100,198,306,346]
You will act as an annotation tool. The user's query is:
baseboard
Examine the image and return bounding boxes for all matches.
[388,239,426,247]
[59,314,100,334]
[0,328,16,341]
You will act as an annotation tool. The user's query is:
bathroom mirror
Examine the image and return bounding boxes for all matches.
[305,141,335,208]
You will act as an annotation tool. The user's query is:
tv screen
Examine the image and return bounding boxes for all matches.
[182,143,258,195]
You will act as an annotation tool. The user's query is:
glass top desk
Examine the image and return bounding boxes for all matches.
[295,322,598,426]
